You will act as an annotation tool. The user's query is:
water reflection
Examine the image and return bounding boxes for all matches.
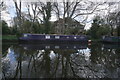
[2,43,120,78]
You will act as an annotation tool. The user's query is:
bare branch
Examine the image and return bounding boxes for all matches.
[73,2,106,19]
[69,2,80,18]
[0,1,3,6]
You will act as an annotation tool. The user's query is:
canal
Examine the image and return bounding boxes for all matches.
[2,42,120,78]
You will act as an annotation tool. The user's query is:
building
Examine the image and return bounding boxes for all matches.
[54,17,85,35]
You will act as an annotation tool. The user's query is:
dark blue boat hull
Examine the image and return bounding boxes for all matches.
[102,36,120,44]
[19,39,88,43]
[19,34,89,43]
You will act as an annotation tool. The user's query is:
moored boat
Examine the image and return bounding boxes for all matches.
[102,36,120,43]
[19,33,89,43]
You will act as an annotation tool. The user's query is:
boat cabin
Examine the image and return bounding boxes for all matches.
[19,33,88,43]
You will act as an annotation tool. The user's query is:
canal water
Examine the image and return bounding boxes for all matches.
[2,42,120,78]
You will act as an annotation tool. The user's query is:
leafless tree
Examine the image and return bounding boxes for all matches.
[25,2,40,33]
[13,0,22,33]
[52,0,107,34]
[24,1,53,34]
[0,1,4,35]
[37,2,52,34]
[105,2,120,36]
[12,0,109,34]
[0,1,7,19]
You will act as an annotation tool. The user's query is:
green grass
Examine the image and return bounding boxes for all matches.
[2,35,18,40]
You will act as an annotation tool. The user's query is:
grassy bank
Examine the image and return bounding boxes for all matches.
[2,35,18,42]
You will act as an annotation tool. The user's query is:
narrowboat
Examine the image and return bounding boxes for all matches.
[19,33,89,43]
[102,36,120,43]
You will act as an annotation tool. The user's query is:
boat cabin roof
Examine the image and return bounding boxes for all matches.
[23,33,87,37]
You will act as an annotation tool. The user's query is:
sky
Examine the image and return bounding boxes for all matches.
[1,0,120,30]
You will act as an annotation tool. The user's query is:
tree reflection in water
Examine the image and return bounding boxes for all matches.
[2,43,120,78]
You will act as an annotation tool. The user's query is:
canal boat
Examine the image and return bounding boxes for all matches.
[102,36,120,43]
[19,33,89,43]
[102,11,120,44]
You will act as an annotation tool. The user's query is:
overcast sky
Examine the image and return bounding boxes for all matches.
[1,0,120,30]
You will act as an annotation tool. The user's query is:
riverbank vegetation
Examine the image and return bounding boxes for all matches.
[2,35,18,41]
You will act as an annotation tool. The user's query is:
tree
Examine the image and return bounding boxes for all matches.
[52,1,107,34]
[31,21,42,33]
[107,13,117,36]
[13,0,22,34]
[105,2,120,36]
[11,1,108,34]
[1,20,11,35]
[117,11,120,36]
[87,16,110,39]
[38,2,52,34]
[89,17,100,39]
[11,26,18,35]
[1,1,9,35]
[97,25,110,37]
[26,2,41,33]
[25,1,52,34]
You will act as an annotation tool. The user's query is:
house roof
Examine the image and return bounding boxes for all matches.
[54,17,84,26]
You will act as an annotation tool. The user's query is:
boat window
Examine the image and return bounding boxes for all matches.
[55,36,60,39]
[74,37,77,39]
[24,34,28,37]
[46,35,50,39]
[102,36,105,39]
[74,46,76,48]
[67,37,69,38]
[45,46,50,49]
[80,36,84,39]
[55,46,59,49]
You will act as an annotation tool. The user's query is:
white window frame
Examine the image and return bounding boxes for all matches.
[45,46,50,49]
[55,46,59,49]
[24,34,28,37]
[67,37,69,39]
[45,35,50,39]
[55,36,60,39]
[74,37,77,39]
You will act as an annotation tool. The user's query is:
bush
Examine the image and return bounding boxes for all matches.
[87,16,110,39]
[1,20,11,35]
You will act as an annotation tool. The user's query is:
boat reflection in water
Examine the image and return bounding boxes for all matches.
[19,43,88,50]
[103,43,120,49]
[2,43,120,78]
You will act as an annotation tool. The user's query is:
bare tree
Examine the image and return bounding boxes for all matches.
[13,0,22,33]
[117,12,120,36]
[37,2,52,34]
[26,2,40,33]
[1,1,8,20]
[24,1,53,34]
[105,2,120,36]
[12,0,108,34]
[117,2,120,36]
[52,0,107,34]
[0,1,4,34]
[0,1,4,9]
